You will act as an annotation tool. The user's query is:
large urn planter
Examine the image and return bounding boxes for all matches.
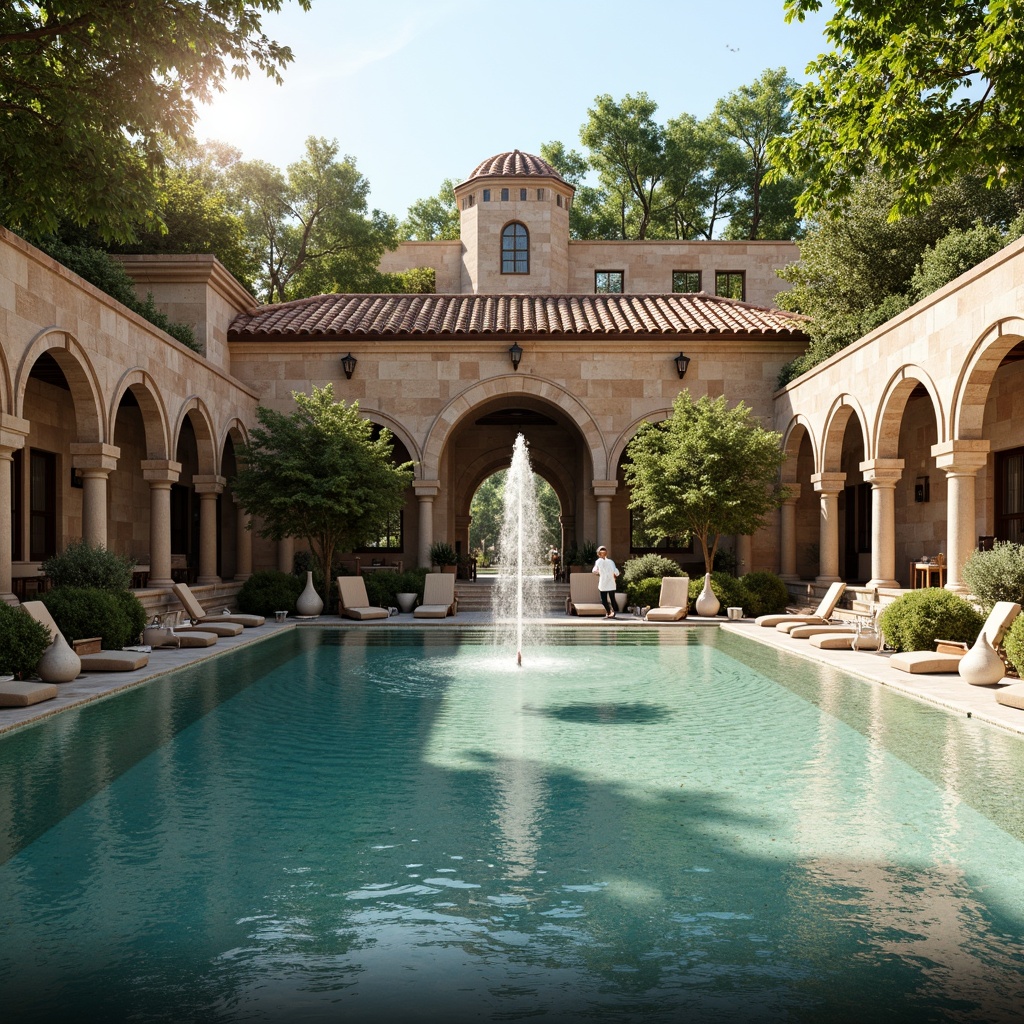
[396,592,418,614]
[296,571,324,617]
[695,573,721,617]
[958,633,1006,686]
[37,633,81,683]
[614,592,628,613]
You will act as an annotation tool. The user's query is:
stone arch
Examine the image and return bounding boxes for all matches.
[607,408,673,474]
[359,408,423,467]
[460,446,575,521]
[219,417,250,459]
[15,327,105,442]
[952,317,1024,440]
[874,366,944,459]
[0,341,12,413]
[421,374,607,480]
[109,368,171,460]
[820,394,870,473]
[172,396,218,475]
[780,416,818,483]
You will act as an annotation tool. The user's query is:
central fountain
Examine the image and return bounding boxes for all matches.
[493,434,546,665]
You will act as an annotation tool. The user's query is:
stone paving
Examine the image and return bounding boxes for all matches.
[3,610,1024,741]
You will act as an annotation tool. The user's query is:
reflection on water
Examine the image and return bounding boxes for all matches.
[1,627,1024,1022]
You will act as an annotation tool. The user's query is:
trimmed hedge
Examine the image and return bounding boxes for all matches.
[626,576,664,609]
[621,554,684,586]
[878,589,984,653]
[41,587,141,650]
[238,571,305,617]
[363,568,429,608]
[741,571,790,617]
[0,603,52,678]
[961,541,1024,612]
[42,540,134,592]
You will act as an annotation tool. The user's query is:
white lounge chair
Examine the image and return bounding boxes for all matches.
[786,623,858,640]
[21,601,150,673]
[755,581,846,629]
[566,573,606,616]
[414,573,458,618]
[645,576,690,621]
[890,601,1020,674]
[172,582,265,628]
[337,576,389,620]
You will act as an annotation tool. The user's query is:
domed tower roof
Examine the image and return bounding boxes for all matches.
[461,150,571,188]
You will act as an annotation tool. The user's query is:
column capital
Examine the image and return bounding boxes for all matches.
[0,413,30,451]
[811,471,846,494]
[931,439,990,473]
[414,479,440,498]
[859,458,904,485]
[592,480,618,498]
[142,459,182,485]
[70,442,120,472]
[193,473,227,495]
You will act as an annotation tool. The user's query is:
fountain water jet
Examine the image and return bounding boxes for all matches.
[493,434,547,664]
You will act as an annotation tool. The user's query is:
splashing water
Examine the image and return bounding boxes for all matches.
[493,434,547,665]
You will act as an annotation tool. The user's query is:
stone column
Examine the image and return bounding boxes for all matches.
[277,535,295,574]
[415,480,440,568]
[70,442,120,549]
[455,513,472,561]
[592,480,617,550]
[735,534,752,576]
[779,484,801,580]
[811,472,846,583]
[233,493,252,581]
[141,459,181,587]
[559,514,575,562]
[193,474,226,585]
[0,415,30,604]
[932,440,990,594]
[860,458,905,588]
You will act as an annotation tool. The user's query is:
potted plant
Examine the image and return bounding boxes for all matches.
[429,541,458,575]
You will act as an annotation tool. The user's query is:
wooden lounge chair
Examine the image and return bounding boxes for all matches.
[565,572,606,616]
[889,601,1020,674]
[21,601,149,673]
[755,581,846,629]
[414,573,457,618]
[337,576,389,620]
[645,576,690,621]
[172,583,265,628]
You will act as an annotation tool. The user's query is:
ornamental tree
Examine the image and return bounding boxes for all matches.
[232,384,413,606]
[624,391,788,574]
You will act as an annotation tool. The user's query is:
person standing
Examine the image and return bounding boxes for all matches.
[592,545,619,618]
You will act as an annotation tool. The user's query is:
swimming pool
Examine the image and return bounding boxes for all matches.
[2,627,1024,1022]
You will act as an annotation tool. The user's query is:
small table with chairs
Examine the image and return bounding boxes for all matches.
[910,554,945,589]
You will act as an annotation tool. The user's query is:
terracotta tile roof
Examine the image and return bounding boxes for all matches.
[463,150,566,184]
[228,292,808,342]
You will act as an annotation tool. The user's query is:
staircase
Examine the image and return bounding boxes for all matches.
[455,577,569,614]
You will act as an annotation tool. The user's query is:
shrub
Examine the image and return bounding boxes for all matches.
[740,571,790,617]
[621,554,684,586]
[238,571,305,617]
[42,540,134,591]
[428,542,457,567]
[112,590,147,646]
[41,587,134,649]
[361,569,428,609]
[689,571,748,614]
[626,576,663,609]
[1004,616,1024,676]
[396,568,429,600]
[878,589,985,653]
[0,603,52,678]
[961,541,1024,612]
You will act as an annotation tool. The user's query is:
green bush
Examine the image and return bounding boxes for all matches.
[621,554,685,586]
[626,576,664,609]
[42,540,134,591]
[741,571,790,617]
[361,569,430,608]
[1003,616,1024,676]
[0,603,52,678]
[396,568,429,600]
[961,541,1024,612]
[41,587,135,649]
[238,571,305,617]
[878,589,985,653]
[112,590,147,646]
[689,572,748,615]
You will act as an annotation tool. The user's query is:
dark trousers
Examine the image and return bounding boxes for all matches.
[600,589,616,614]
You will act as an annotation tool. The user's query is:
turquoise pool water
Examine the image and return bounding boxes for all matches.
[2,627,1024,1022]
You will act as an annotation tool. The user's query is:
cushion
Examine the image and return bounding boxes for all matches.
[646,606,687,622]
[809,633,857,650]
[889,650,963,674]
[787,624,857,639]
[342,607,389,621]
[172,631,218,648]
[200,612,265,628]
[79,650,149,672]
[996,683,1024,710]
[571,603,606,617]
[176,621,243,637]
[0,680,58,707]
[413,605,449,618]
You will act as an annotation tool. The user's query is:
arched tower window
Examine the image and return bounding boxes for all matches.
[501,222,529,275]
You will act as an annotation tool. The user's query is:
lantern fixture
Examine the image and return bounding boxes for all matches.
[674,352,691,379]
[509,342,523,372]
[341,352,357,379]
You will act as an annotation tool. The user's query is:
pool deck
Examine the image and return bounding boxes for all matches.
[4,609,1024,740]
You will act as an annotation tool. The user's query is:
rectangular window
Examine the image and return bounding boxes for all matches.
[537,188,544,200]
[11,448,22,561]
[520,188,527,201]
[715,271,745,301]
[595,271,624,294]
[482,188,491,202]
[357,511,404,552]
[556,194,562,207]
[672,270,701,293]
[501,187,509,201]
[29,448,57,562]
[997,447,1024,543]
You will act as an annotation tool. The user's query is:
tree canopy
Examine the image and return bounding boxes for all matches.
[402,178,460,241]
[624,391,787,574]
[0,0,311,243]
[774,0,1024,219]
[232,384,413,604]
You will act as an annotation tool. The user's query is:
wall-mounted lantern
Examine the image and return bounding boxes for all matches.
[509,342,523,372]
[341,353,357,380]
[674,352,691,379]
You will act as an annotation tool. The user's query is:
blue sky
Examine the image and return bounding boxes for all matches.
[194,0,835,220]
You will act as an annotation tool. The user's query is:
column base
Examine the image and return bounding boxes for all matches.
[944,582,970,595]
[815,575,842,584]
[866,578,899,589]
[779,573,800,582]
[196,576,221,586]
[147,577,174,588]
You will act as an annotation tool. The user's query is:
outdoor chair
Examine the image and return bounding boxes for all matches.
[337,576,389,620]
[645,576,690,621]
[414,573,458,618]
[786,622,859,640]
[171,583,265,628]
[565,572,605,616]
[21,601,149,673]
[755,581,846,629]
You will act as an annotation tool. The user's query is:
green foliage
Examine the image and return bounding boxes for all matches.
[626,577,664,609]
[580,541,599,564]
[0,604,52,679]
[910,219,1024,302]
[112,591,147,647]
[375,267,436,294]
[0,1,312,244]
[238,571,304,617]
[41,541,135,592]
[402,179,460,240]
[878,589,985,653]
[233,384,414,607]
[961,541,1024,613]
[622,554,684,586]
[689,572,748,615]
[469,471,561,560]
[1003,616,1024,677]
[428,542,457,567]
[625,390,787,573]
[361,569,428,609]
[740,571,790,617]
[41,587,136,650]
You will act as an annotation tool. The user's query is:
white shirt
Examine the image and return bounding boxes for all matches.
[592,556,619,591]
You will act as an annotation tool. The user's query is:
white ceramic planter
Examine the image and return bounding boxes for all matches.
[296,570,324,617]
[695,573,720,617]
[958,633,1005,686]
[614,592,628,613]
[36,633,81,683]
[396,592,418,613]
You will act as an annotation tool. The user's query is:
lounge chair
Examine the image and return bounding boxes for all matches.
[755,581,846,629]
[889,601,1020,674]
[21,601,149,673]
[566,572,606,616]
[337,576,389,620]
[786,623,858,640]
[414,573,458,618]
[0,679,58,707]
[645,576,690,621]
[172,582,265,628]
